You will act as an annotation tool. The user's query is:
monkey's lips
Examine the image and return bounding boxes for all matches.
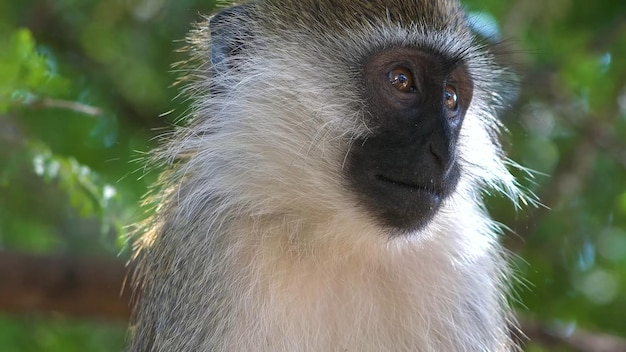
[374,174,444,204]
[375,174,442,197]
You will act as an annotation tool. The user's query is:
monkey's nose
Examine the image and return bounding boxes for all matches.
[428,141,456,177]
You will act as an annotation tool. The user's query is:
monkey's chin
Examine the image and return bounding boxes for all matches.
[370,174,446,232]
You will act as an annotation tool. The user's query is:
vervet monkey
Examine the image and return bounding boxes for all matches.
[128,0,527,351]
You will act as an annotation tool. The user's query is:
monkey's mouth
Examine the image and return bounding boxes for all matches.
[374,174,444,200]
[356,172,448,232]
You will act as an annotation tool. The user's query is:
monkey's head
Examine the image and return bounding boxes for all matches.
[179,0,520,236]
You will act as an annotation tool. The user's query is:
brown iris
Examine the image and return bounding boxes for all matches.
[443,85,458,111]
[389,67,413,93]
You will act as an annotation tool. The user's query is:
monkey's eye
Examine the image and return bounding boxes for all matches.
[443,85,458,111]
[389,67,414,93]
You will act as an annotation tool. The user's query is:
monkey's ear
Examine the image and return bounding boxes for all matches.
[209,4,256,74]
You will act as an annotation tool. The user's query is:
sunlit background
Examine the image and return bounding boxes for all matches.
[1,0,625,351]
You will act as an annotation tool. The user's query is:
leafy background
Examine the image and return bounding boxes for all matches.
[0,0,625,351]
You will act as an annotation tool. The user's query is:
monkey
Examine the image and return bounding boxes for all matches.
[127,0,527,351]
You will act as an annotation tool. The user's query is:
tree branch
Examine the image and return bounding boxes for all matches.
[521,319,626,352]
[0,251,130,320]
[28,97,104,117]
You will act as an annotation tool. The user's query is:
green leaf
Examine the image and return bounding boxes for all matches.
[0,28,70,112]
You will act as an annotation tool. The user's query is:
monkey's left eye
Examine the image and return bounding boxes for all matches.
[443,85,458,111]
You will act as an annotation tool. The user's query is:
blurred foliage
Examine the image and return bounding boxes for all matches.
[488,0,626,342]
[0,0,624,351]
[0,316,125,352]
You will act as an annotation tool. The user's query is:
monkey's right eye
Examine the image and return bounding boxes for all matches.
[389,67,414,93]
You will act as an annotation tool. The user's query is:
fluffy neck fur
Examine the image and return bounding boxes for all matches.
[131,184,516,351]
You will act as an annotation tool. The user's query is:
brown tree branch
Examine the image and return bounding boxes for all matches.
[521,319,626,352]
[0,251,130,320]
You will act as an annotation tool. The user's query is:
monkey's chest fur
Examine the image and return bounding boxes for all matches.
[184,216,510,352]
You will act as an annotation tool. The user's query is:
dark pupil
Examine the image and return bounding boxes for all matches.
[395,73,408,85]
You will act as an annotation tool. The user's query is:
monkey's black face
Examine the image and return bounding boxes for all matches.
[346,48,473,232]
